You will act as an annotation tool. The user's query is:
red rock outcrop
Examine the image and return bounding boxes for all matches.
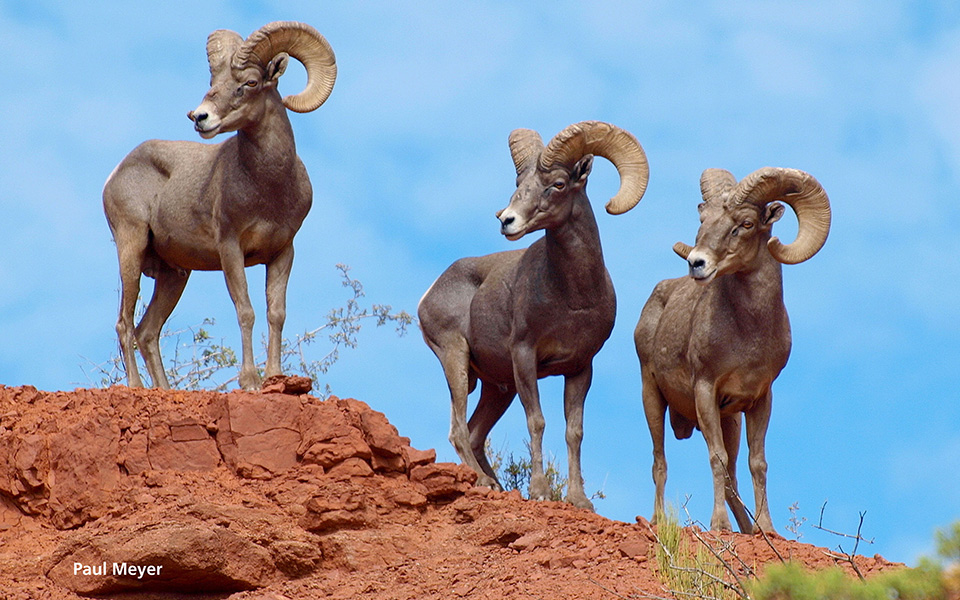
[0,384,909,600]
[0,383,477,596]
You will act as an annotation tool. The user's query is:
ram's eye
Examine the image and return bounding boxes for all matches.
[742,220,754,229]
[246,80,258,87]
[553,181,565,190]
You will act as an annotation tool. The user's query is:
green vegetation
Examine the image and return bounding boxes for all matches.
[652,503,958,600]
[485,441,568,501]
[748,561,944,600]
[654,505,743,600]
[484,441,606,503]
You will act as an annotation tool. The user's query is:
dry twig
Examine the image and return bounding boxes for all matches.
[812,500,873,581]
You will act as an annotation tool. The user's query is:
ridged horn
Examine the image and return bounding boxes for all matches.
[206,30,243,77]
[672,169,736,259]
[508,129,544,176]
[538,121,649,215]
[673,241,694,259]
[700,168,737,204]
[735,167,832,265]
[234,21,337,113]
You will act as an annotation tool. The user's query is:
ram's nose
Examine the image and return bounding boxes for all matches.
[688,257,707,279]
[497,208,524,240]
[687,252,717,284]
[497,207,516,231]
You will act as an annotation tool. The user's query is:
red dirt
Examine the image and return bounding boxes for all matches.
[0,383,905,599]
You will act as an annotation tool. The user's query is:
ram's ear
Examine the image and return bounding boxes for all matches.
[265,52,290,82]
[763,201,785,227]
[571,154,594,186]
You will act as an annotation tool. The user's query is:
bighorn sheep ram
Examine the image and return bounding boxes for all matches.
[103,21,336,390]
[419,121,649,509]
[634,167,831,533]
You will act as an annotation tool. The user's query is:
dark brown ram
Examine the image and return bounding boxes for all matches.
[419,121,649,509]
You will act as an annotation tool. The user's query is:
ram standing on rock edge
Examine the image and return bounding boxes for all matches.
[634,167,831,533]
[419,121,649,510]
[103,21,336,390]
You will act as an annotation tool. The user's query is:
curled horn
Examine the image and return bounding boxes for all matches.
[700,168,737,204]
[206,30,243,77]
[234,21,337,113]
[508,129,545,176]
[736,167,832,264]
[673,169,738,259]
[538,121,649,215]
[673,240,694,260]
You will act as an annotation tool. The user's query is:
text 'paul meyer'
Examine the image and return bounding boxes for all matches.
[74,562,163,579]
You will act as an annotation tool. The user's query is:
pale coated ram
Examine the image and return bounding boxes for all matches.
[103,21,336,390]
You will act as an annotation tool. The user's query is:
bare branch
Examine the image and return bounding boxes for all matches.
[720,469,785,563]
[85,265,414,394]
[678,502,752,598]
[813,501,872,582]
[812,501,874,545]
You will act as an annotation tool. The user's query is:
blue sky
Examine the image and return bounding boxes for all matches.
[1,0,958,565]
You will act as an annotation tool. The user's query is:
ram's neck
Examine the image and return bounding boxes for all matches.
[543,195,610,307]
[237,97,298,185]
[717,250,785,324]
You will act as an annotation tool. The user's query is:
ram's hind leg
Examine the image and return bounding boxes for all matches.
[433,335,490,480]
[721,413,754,534]
[468,381,515,490]
[641,367,668,523]
[113,226,149,388]
[136,262,190,389]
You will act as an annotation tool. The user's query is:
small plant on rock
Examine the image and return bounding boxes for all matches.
[652,504,744,600]
[786,502,806,541]
[485,441,567,501]
[87,264,413,396]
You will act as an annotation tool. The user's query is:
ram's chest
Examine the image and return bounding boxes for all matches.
[714,370,772,411]
[237,221,299,264]
[532,303,615,376]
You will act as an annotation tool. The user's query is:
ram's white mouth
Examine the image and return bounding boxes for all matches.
[691,268,717,285]
[195,124,220,139]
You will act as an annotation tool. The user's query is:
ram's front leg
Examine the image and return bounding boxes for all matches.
[512,344,548,500]
[746,387,776,533]
[220,240,260,390]
[265,244,295,378]
[694,378,734,531]
[563,365,594,510]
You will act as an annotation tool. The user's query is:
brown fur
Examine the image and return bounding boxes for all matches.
[635,167,830,533]
[419,124,647,510]
[103,24,332,390]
